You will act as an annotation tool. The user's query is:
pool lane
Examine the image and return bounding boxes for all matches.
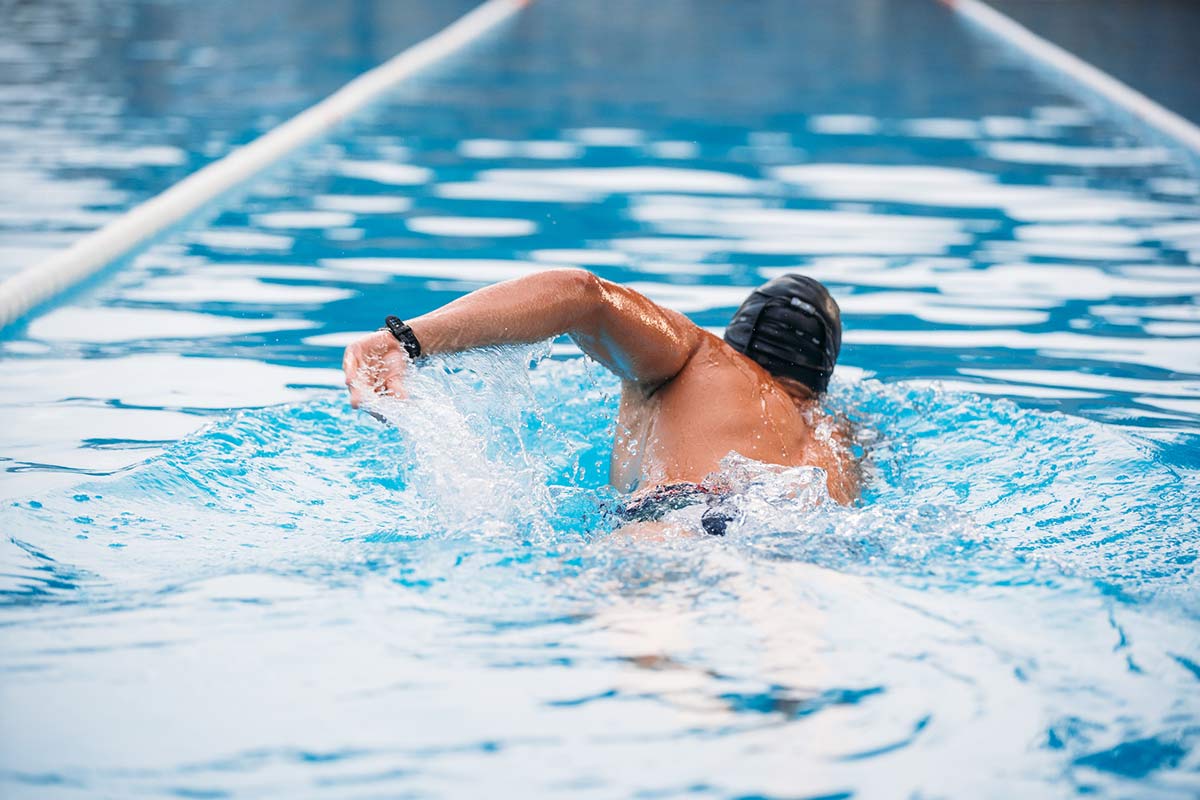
[1,1,1199,797]
[3,0,1197,493]
[989,0,1200,127]
[0,0,482,281]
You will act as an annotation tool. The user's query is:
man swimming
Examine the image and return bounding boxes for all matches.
[342,269,859,533]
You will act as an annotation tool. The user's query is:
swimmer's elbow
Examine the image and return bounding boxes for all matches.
[559,268,606,333]
[562,269,702,389]
[571,267,604,303]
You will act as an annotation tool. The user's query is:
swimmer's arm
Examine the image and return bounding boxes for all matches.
[344,269,702,406]
[828,417,863,505]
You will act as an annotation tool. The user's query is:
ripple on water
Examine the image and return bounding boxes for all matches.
[4,1,1200,795]
[6,353,1195,608]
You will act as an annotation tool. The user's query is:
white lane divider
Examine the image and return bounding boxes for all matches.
[0,0,532,330]
[939,0,1200,158]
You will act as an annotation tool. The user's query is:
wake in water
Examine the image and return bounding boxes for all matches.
[10,347,1193,608]
[7,349,1200,796]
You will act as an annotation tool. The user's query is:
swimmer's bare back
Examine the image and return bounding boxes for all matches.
[342,269,860,505]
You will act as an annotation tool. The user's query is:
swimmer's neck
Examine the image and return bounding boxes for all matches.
[772,376,820,407]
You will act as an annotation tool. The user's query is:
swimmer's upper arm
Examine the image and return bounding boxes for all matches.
[569,272,704,392]
[828,417,863,504]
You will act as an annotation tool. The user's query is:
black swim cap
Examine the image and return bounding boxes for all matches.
[724,274,842,394]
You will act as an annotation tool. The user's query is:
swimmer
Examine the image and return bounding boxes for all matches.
[342,270,859,533]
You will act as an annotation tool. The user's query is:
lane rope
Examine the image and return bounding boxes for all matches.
[0,0,532,330]
[939,0,1200,157]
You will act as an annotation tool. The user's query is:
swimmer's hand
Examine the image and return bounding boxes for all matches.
[342,330,410,413]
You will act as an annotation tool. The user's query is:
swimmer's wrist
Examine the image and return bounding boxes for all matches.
[382,316,423,360]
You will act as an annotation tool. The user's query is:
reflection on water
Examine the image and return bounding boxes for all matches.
[0,0,480,279]
[1,0,1199,797]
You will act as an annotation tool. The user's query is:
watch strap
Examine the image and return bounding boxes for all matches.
[383,315,423,360]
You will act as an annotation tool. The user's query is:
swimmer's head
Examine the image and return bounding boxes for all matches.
[723,274,842,395]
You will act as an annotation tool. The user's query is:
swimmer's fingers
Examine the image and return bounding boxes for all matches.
[343,348,383,408]
[343,331,407,408]
[342,345,364,408]
[379,346,410,400]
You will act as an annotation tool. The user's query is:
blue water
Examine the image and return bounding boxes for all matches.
[2,1,1200,797]
[0,0,479,280]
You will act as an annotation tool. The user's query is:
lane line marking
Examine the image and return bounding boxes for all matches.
[0,0,533,330]
[938,0,1200,157]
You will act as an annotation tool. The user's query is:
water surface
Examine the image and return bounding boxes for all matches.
[1,1,1198,797]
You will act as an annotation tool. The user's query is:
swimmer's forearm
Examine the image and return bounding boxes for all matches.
[408,268,701,387]
[407,269,598,353]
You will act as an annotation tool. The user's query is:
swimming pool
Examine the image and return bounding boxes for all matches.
[1,1,1199,797]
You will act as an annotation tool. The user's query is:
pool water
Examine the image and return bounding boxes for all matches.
[0,0,479,280]
[2,1,1199,797]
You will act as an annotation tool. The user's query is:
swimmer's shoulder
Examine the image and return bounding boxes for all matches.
[674,330,772,387]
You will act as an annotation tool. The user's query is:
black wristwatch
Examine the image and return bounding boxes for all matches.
[383,315,423,360]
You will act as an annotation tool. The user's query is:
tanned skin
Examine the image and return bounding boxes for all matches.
[342,269,859,506]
